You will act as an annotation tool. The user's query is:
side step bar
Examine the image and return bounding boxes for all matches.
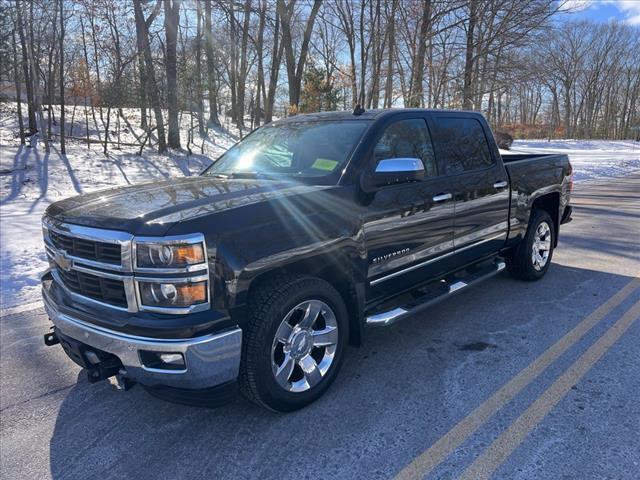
[366,260,506,327]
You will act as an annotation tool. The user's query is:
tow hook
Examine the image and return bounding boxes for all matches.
[107,370,136,391]
[43,330,60,346]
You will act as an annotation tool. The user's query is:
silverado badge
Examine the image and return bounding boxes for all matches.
[372,248,410,264]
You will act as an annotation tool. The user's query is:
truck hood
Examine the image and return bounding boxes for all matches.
[45,176,330,235]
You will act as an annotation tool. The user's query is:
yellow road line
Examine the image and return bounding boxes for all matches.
[393,276,640,480]
[458,299,640,480]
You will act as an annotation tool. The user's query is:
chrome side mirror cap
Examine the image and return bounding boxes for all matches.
[374,158,425,174]
[367,158,425,188]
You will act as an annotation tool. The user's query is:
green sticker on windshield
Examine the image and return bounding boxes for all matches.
[312,158,339,171]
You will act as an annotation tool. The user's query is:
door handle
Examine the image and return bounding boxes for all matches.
[432,193,452,203]
[493,180,508,189]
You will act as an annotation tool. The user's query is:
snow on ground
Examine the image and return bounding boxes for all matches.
[510,139,640,182]
[0,102,236,310]
[1,102,639,310]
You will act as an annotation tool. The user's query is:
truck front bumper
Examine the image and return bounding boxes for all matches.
[43,295,242,390]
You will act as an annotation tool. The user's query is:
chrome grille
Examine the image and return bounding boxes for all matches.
[42,217,210,314]
[49,229,122,265]
[56,268,127,308]
[44,218,135,311]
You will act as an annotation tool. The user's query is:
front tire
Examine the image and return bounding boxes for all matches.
[239,275,348,412]
[506,210,555,281]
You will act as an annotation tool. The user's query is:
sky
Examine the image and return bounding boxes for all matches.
[560,0,640,24]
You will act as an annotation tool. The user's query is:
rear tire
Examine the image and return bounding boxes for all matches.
[506,210,555,281]
[239,275,348,412]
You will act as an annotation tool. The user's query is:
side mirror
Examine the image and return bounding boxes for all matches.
[368,158,425,188]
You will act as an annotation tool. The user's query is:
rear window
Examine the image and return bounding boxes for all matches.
[435,117,493,174]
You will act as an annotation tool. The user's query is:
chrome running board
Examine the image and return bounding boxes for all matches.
[366,260,506,327]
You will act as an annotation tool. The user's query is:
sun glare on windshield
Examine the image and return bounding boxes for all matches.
[204,121,369,179]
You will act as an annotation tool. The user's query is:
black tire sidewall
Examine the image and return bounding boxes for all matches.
[247,277,349,411]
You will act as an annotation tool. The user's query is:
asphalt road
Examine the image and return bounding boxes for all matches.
[2,174,639,480]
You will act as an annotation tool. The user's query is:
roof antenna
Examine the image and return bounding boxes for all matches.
[353,104,365,116]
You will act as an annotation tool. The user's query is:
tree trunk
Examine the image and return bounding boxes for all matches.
[228,1,238,124]
[24,5,49,152]
[88,14,106,135]
[164,0,181,149]
[136,30,148,129]
[195,0,205,136]
[383,0,396,108]
[265,8,283,123]
[15,0,36,133]
[133,0,167,152]
[58,0,65,153]
[11,28,26,145]
[462,0,477,110]
[254,0,266,127]
[46,7,57,143]
[236,0,252,129]
[358,0,366,106]
[277,0,322,110]
[205,0,220,126]
[407,0,432,107]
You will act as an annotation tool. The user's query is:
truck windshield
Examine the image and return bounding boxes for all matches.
[202,120,369,180]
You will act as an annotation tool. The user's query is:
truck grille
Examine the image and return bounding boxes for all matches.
[56,268,128,308]
[43,218,209,314]
[49,229,121,265]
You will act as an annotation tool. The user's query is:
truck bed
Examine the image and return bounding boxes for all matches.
[502,152,571,243]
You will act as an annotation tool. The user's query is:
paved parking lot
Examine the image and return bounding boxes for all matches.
[1,174,639,480]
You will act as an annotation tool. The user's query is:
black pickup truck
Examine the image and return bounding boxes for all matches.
[41,109,572,411]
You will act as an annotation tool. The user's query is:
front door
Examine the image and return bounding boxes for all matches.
[362,117,456,302]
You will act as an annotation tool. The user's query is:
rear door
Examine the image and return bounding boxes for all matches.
[429,114,510,265]
[362,116,456,301]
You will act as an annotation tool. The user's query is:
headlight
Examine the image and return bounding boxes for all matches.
[139,280,208,308]
[136,242,205,269]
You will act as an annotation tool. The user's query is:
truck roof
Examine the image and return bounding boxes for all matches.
[271,108,483,124]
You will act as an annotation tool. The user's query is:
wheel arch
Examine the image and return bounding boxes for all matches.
[531,192,560,247]
[237,255,366,347]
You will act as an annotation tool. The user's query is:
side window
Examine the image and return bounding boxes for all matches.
[435,117,494,174]
[373,119,437,178]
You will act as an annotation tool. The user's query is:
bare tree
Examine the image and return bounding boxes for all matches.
[14,0,36,134]
[204,0,221,126]
[277,0,322,110]
[133,0,167,152]
[164,0,181,149]
[58,0,65,153]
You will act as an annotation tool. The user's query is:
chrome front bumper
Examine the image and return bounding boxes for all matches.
[44,298,242,390]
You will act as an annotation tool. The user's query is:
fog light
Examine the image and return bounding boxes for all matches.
[139,351,185,371]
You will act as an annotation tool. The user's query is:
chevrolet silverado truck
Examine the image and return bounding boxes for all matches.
[41,109,573,411]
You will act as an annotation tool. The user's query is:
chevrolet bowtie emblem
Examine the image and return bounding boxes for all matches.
[54,250,73,272]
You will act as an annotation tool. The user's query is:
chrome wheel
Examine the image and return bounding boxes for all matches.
[532,221,552,271]
[271,300,339,393]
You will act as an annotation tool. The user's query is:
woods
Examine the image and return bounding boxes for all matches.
[1,0,639,156]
